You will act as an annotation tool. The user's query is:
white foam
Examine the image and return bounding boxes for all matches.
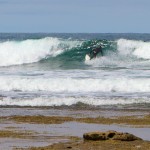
[0,96,149,106]
[117,39,150,59]
[0,76,150,93]
[0,37,81,66]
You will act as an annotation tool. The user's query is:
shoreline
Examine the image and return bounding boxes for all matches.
[0,107,150,149]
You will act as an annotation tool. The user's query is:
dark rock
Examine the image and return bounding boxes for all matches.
[112,132,142,141]
[105,130,117,139]
[83,130,142,141]
[67,146,72,149]
[83,131,108,141]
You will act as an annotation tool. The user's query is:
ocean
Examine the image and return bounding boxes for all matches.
[0,33,150,108]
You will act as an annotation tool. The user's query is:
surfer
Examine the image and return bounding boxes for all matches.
[89,45,103,59]
[92,45,103,58]
[85,45,103,61]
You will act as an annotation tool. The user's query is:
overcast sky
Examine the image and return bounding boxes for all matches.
[0,0,150,33]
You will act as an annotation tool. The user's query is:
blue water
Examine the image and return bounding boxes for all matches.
[0,33,150,108]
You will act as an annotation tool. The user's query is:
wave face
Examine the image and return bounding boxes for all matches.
[0,33,150,107]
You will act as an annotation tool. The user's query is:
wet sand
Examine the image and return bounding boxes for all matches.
[0,106,150,150]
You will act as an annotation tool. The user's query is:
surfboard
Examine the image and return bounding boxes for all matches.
[85,54,91,61]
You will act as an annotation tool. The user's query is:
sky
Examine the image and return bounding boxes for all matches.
[0,0,150,33]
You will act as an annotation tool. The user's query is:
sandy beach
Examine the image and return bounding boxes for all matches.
[0,106,150,150]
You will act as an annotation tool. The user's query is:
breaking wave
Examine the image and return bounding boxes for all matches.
[0,76,149,93]
[0,37,82,66]
[117,39,150,59]
[0,37,150,68]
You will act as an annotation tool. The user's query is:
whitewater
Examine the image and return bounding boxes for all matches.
[0,33,150,108]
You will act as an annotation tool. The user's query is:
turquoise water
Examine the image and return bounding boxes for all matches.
[0,33,150,108]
